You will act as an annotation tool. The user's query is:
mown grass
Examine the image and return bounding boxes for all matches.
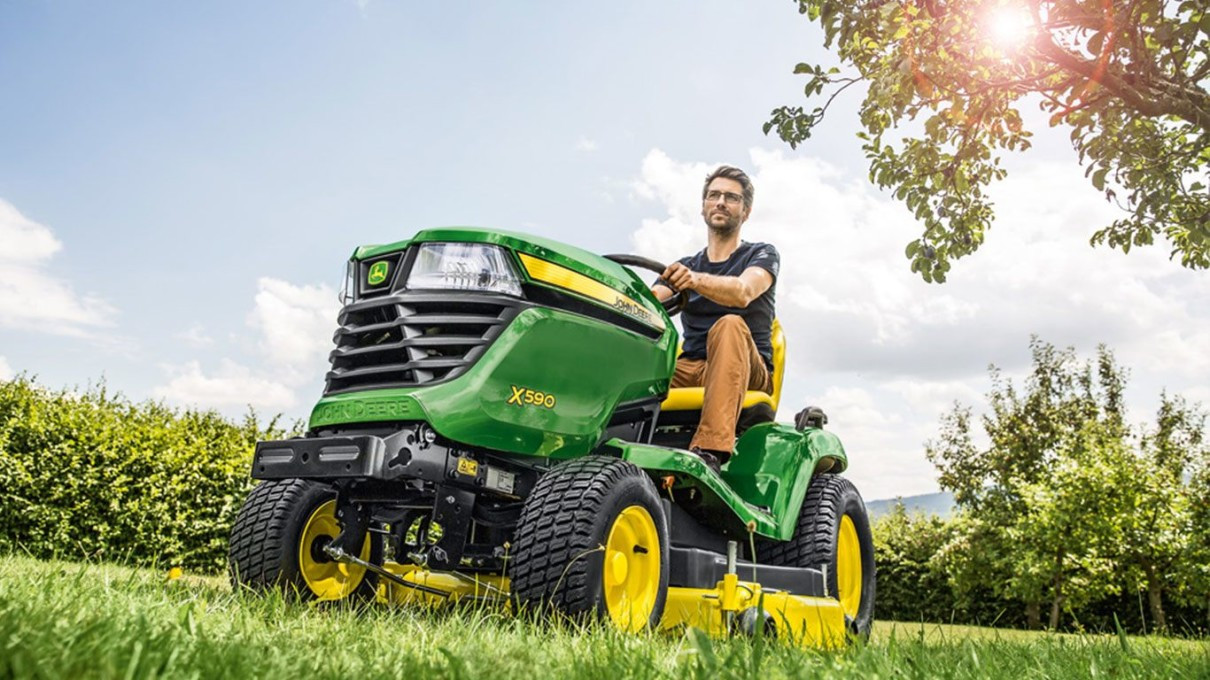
[1,555,1206,679]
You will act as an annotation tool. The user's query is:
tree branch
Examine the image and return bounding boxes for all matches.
[1033,35,1210,130]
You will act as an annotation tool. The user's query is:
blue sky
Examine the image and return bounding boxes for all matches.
[3,1,1207,499]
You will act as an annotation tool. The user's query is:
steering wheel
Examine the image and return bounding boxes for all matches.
[604,254,688,317]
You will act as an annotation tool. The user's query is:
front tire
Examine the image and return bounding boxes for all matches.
[758,473,876,637]
[228,479,380,601]
[510,457,669,631]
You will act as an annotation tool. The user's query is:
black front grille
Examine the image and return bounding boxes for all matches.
[324,293,523,395]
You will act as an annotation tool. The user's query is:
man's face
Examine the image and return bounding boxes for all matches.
[701,177,749,235]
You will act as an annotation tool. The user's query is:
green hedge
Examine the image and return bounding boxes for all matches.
[872,508,1025,628]
[0,376,286,573]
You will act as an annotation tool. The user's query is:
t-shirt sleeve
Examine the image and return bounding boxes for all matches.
[748,243,780,281]
[653,254,695,290]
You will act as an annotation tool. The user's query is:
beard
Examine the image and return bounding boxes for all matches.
[705,210,743,236]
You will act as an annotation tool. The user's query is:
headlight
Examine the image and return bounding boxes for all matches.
[338,260,355,305]
[407,243,523,297]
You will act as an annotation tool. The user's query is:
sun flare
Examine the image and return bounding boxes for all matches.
[985,6,1034,50]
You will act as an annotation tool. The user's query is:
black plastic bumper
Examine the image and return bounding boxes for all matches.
[252,426,446,483]
[251,425,532,500]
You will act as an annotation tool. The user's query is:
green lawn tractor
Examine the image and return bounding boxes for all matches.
[229,227,876,648]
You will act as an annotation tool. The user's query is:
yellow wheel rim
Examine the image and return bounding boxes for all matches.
[297,499,371,600]
[602,505,661,632]
[836,514,863,619]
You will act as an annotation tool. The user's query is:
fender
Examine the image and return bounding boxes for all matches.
[606,423,848,542]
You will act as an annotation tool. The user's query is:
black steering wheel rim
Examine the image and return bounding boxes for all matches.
[603,253,688,317]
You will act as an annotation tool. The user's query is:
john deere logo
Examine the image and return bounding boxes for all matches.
[367,261,390,286]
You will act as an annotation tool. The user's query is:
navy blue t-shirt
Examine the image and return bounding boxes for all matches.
[657,242,779,370]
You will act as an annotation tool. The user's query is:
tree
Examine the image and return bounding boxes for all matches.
[1185,457,1210,631]
[767,0,1210,282]
[927,339,1209,631]
[927,338,1131,627]
[1117,392,1208,631]
[1007,420,1132,630]
[931,338,1126,510]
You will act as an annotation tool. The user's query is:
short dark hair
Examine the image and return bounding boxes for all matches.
[702,165,754,211]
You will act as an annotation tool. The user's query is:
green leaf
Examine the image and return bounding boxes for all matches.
[687,628,718,670]
[769,0,1210,277]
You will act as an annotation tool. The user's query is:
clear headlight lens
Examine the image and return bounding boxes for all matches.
[407,243,523,296]
[338,259,355,306]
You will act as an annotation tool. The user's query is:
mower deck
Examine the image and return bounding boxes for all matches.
[373,563,847,649]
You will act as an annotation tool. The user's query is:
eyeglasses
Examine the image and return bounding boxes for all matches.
[704,190,743,206]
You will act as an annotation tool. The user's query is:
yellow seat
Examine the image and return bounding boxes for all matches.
[660,319,785,420]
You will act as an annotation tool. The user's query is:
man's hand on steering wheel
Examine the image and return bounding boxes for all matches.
[660,262,698,294]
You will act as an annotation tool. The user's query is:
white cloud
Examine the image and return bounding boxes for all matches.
[154,278,338,412]
[1184,385,1210,408]
[249,277,340,380]
[153,360,296,411]
[881,379,985,423]
[0,199,116,334]
[0,356,12,380]
[575,136,599,152]
[175,323,214,348]
[630,148,1210,498]
[0,200,60,262]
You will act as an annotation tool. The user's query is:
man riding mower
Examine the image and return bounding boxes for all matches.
[228,226,876,648]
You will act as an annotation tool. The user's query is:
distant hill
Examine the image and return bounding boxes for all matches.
[866,492,955,519]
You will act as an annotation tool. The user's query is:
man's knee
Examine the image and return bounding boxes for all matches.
[707,315,748,348]
[708,314,746,339]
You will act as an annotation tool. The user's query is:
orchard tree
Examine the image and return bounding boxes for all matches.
[1185,459,1210,630]
[929,338,1126,511]
[1116,393,1207,631]
[927,338,1130,627]
[767,0,1210,282]
[1007,421,1132,630]
[928,339,1209,630]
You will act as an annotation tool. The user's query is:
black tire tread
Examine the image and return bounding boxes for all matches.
[229,479,321,590]
[228,478,379,599]
[509,457,653,616]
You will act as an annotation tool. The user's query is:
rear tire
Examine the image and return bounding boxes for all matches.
[758,473,876,637]
[228,479,380,601]
[510,457,669,631]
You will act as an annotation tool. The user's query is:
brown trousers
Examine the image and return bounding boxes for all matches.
[671,315,772,454]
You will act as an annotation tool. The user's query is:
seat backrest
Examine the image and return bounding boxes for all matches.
[767,318,785,411]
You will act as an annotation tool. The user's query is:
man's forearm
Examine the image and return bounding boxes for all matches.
[692,273,756,308]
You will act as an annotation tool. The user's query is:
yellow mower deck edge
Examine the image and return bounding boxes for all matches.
[377,563,510,606]
[374,562,846,649]
[661,582,847,650]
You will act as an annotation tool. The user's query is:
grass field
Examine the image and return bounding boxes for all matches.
[1,555,1206,679]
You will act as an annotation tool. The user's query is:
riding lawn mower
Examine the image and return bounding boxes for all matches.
[228,227,876,648]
